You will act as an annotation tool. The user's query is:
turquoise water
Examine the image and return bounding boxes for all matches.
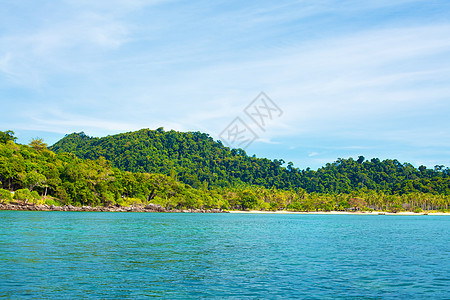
[0,212,449,299]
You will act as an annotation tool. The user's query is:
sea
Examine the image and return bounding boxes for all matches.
[0,211,449,299]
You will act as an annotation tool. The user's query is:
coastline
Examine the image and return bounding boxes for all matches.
[1,203,449,215]
[0,203,226,213]
[228,210,450,216]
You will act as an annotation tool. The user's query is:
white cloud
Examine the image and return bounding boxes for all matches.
[255,138,280,145]
[308,152,319,157]
[20,109,137,134]
[164,23,450,144]
[1,0,450,168]
[0,53,11,73]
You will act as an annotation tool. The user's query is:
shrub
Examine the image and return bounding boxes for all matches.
[44,197,61,206]
[13,189,33,202]
[414,207,423,213]
[121,197,144,207]
[0,189,12,202]
[258,201,270,211]
[30,191,41,204]
[389,204,403,213]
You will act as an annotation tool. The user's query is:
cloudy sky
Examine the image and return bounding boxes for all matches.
[1,0,449,169]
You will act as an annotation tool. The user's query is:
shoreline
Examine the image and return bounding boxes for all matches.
[0,203,226,213]
[228,210,450,216]
[0,203,449,215]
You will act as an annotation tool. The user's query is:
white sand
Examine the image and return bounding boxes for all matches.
[228,210,450,216]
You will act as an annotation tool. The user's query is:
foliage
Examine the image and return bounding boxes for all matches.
[29,138,48,152]
[13,188,34,202]
[0,139,228,209]
[0,131,17,144]
[0,128,447,211]
[50,129,450,195]
[0,188,12,202]
[44,197,61,206]
[348,197,367,210]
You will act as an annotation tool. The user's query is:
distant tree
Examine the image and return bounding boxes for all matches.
[0,188,12,202]
[357,156,365,164]
[29,138,48,152]
[348,197,367,210]
[0,130,17,144]
[434,165,444,172]
[30,191,41,204]
[13,188,33,203]
[240,190,258,210]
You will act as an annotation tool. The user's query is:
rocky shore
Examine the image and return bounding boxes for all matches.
[0,202,227,213]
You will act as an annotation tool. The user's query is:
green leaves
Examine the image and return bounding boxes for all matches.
[0,189,12,202]
[0,128,449,212]
[48,128,450,197]
[29,138,48,152]
[0,130,17,144]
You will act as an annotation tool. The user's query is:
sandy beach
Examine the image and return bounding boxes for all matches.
[228,210,450,216]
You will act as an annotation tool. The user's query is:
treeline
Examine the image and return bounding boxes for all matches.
[220,187,448,212]
[50,128,450,195]
[0,136,226,209]
[0,130,448,212]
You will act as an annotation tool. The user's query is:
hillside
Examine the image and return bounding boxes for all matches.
[0,129,448,211]
[50,128,290,189]
[50,128,450,195]
[0,136,226,209]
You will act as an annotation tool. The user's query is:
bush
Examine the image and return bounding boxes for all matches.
[389,204,402,213]
[258,201,270,211]
[0,189,12,202]
[14,189,33,202]
[30,191,41,204]
[414,207,423,213]
[55,186,70,204]
[45,197,61,206]
[120,197,144,207]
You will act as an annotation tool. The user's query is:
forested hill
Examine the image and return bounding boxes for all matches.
[50,128,450,195]
[50,128,283,188]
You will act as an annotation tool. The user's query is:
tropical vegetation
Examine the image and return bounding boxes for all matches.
[0,129,448,212]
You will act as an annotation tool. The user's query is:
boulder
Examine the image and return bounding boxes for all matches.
[144,203,166,212]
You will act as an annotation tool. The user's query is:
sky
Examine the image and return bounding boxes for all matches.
[1,0,449,170]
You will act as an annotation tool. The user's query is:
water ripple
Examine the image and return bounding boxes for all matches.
[0,212,449,299]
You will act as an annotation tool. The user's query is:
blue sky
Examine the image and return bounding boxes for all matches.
[1,0,449,170]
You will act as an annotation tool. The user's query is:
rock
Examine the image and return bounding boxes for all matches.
[0,202,228,213]
[144,203,166,212]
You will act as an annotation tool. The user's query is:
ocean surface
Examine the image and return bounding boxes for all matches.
[0,212,449,299]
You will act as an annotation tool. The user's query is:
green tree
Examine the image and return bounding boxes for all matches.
[0,131,17,144]
[22,171,47,191]
[14,188,33,203]
[240,190,258,210]
[29,138,48,152]
[0,188,12,202]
